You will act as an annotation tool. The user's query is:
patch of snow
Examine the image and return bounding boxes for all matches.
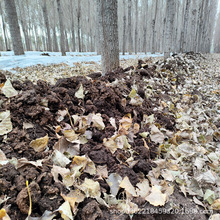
[0,51,163,71]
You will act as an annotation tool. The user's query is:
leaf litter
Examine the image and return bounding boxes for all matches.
[0,52,219,220]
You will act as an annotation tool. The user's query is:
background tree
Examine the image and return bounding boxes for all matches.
[164,0,175,59]
[98,0,119,75]
[56,0,66,56]
[42,0,52,51]
[4,0,24,55]
[0,2,9,51]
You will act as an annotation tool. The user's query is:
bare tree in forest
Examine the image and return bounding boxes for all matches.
[56,0,66,56]
[42,0,52,51]
[122,0,126,55]
[0,3,9,50]
[214,12,220,52]
[134,0,138,54]
[98,0,119,75]
[4,0,24,55]
[69,0,76,51]
[127,0,132,54]
[164,0,175,59]
[77,0,81,52]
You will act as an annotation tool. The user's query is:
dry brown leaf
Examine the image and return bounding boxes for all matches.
[119,176,137,197]
[29,134,48,152]
[145,186,167,206]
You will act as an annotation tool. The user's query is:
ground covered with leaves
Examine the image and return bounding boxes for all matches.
[0,52,219,220]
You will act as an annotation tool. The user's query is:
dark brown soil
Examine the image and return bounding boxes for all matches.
[0,55,210,220]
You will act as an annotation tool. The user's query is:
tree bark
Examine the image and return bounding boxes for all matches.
[134,0,138,54]
[0,3,9,50]
[98,0,119,75]
[4,0,24,55]
[57,0,66,56]
[42,1,52,51]
[122,0,126,55]
[69,0,76,52]
[77,0,81,52]
[164,0,175,59]
[127,0,132,54]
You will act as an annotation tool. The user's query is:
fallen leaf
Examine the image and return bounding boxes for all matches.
[91,113,105,130]
[150,125,164,144]
[53,137,80,157]
[17,158,43,169]
[25,210,56,220]
[58,201,73,220]
[75,84,84,99]
[119,114,132,130]
[66,189,85,204]
[0,111,12,135]
[107,173,122,196]
[117,200,139,214]
[119,176,137,197]
[52,150,71,167]
[204,189,215,204]
[51,165,74,187]
[103,137,118,154]
[211,199,220,210]
[1,79,18,98]
[29,134,48,152]
[61,193,77,213]
[209,214,220,220]
[71,155,96,177]
[63,129,79,143]
[136,179,150,198]
[80,178,101,198]
[145,186,167,206]
[96,165,108,178]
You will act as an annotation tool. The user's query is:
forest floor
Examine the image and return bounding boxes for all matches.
[0,52,219,220]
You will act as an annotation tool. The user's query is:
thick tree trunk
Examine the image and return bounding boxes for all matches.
[122,0,126,55]
[53,27,59,52]
[134,0,138,54]
[96,0,101,54]
[98,0,119,75]
[0,3,9,50]
[142,0,148,54]
[77,0,81,52]
[69,0,76,52]
[164,0,175,59]
[152,0,159,54]
[42,1,52,51]
[127,0,132,54]
[57,0,66,56]
[4,0,24,55]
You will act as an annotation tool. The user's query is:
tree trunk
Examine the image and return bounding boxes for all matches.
[96,0,102,54]
[122,0,126,55]
[164,0,175,59]
[42,1,52,51]
[77,0,81,52]
[69,0,76,52]
[134,0,138,54]
[17,0,31,51]
[56,0,66,56]
[127,0,132,54]
[4,0,24,55]
[152,0,159,54]
[98,0,119,75]
[53,27,59,52]
[65,30,70,52]
[0,3,9,50]
[142,0,148,54]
